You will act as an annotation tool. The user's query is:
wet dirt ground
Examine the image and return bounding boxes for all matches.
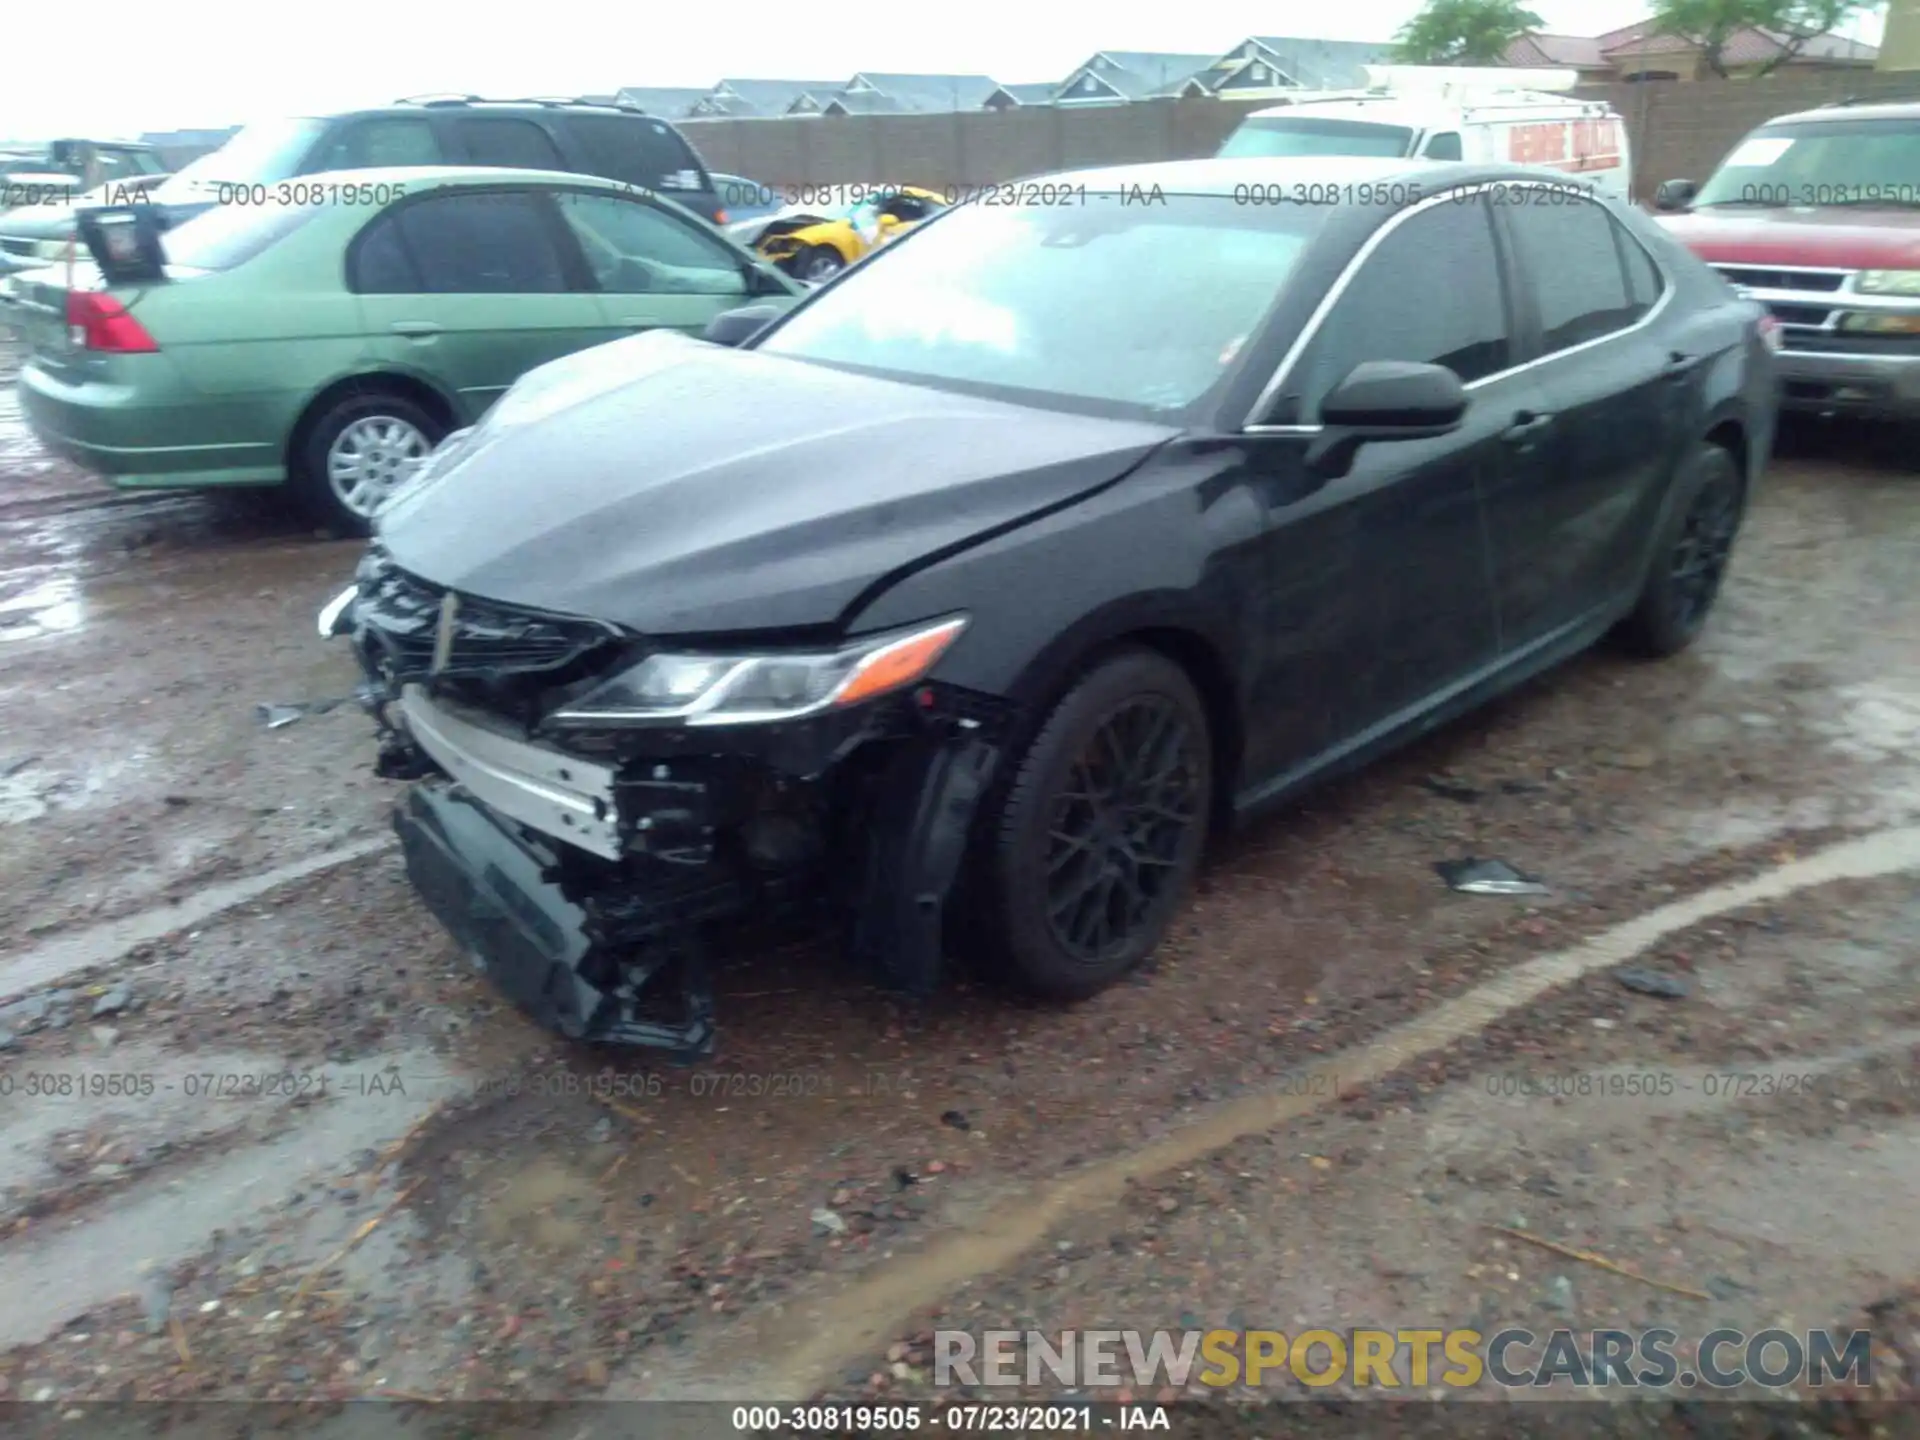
[0,332,1916,1428]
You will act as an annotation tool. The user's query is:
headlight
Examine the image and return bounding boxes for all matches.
[1854,269,1920,296]
[549,615,968,727]
[34,237,75,260]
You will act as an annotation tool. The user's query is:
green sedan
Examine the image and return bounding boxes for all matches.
[6,166,801,534]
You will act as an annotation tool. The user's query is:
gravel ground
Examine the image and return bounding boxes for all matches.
[0,331,1916,1426]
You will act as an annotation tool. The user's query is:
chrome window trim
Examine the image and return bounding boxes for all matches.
[1242,180,1677,431]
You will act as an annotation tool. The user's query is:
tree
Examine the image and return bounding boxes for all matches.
[1392,0,1547,64]
[1649,0,1879,77]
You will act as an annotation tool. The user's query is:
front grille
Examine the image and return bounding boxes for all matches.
[1766,302,1837,328]
[1712,265,1848,293]
[0,238,36,258]
[354,550,619,683]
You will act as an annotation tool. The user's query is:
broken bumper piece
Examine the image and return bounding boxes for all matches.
[394,781,728,1060]
[381,682,1013,1059]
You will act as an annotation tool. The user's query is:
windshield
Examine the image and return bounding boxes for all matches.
[755,193,1328,416]
[1693,119,1920,208]
[160,197,322,271]
[155,118,326,201]
[1219,117,1416,160]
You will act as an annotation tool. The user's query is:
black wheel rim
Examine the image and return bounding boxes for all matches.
[1043,696,1203,965]
[1668,469,1740,629]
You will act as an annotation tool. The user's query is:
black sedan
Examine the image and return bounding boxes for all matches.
[322,155,1778,1058]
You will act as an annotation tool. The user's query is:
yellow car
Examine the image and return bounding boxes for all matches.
[749,186,946,282]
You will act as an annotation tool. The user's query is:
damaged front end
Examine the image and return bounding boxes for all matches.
[322,547,1013,1060]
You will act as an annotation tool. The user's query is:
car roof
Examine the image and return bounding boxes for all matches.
[279,164,651,191]
[1040,154,1498,195]
[1765,100,1920,126]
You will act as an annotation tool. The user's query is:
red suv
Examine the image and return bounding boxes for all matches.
[1653,98,1920,421]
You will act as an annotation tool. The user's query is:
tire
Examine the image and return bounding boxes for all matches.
[981,649,1213,1001]
[798,244,845,283]
[291,390,447,539]
[1614,441,1745,659]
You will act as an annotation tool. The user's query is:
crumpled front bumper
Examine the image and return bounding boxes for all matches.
[344,608,1016,1058]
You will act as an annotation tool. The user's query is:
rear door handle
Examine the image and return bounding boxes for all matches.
[389,321,442,337]
[1500,410,1554,445]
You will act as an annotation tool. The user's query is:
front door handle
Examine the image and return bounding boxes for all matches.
[1500,410,1554,446]
[389,321,442,337]
[1662,350,1703,382]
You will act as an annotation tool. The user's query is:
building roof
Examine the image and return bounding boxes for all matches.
[1505,23,1877,69]
[611,86,712,116]
[984,83,1059,106]
[841,73,1004,110]
[1502,33,1609,68]
[1239,37,1393,88]
[822,90,907,115]
[685,78,842,117]
[1055,51,1218,101]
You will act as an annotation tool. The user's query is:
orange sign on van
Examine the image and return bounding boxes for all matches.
[1507,118,1622,172]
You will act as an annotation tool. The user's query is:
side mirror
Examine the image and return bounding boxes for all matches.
[1653,178,1696,212]
[1306,360,1466,477]
[702,302,784,347]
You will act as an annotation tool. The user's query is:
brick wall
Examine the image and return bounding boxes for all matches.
[681,70,1920,202]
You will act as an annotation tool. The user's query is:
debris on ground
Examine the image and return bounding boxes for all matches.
[1433,858,1551,896]
[1614,966,1691,999]
[254,698,347,729]
[812,1207,848,1236]
[1420,774,1483,803]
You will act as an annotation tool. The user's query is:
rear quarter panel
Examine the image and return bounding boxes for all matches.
[139,207,379,448]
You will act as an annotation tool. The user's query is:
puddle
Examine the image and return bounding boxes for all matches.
[689,824,1920,1402]
[0,574,83,641]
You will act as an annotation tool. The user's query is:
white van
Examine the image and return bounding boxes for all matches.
[1216,65,1632,199]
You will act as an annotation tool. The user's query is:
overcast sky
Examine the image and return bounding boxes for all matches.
[1,0,1891,139]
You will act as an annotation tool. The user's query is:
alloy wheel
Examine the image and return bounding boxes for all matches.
[1043,696,1204,966]
[802,249,844,282]
[326,415,432,518]
[1667,465,1741,629]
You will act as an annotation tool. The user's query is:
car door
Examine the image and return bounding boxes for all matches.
[349,187,608,423]
[1235,194,1542,787]
[1485,189,1683,652]
[550,189,757,338]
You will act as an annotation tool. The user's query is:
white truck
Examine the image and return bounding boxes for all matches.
[1216,65,1633,198]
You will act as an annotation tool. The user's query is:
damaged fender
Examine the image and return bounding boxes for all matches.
[849,731,1000,997]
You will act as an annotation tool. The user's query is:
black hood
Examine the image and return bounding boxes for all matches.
[375,331,1177,636]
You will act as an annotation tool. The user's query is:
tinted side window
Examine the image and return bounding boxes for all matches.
[1505,197,1642,353]
[1423,131,1463,159]
[310,118,444,170]
[563,114,707,191]
[1294,199,1511,419]
[393,192,568,293]
[1615,222,1666,316]
[349,212,423,292]
[555,192,746,295]
[457,118,566,170]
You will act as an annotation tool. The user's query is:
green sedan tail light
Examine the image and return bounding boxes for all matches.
[66,291,158,353]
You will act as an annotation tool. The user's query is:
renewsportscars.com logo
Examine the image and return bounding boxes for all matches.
[933,1327,1874,1391]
